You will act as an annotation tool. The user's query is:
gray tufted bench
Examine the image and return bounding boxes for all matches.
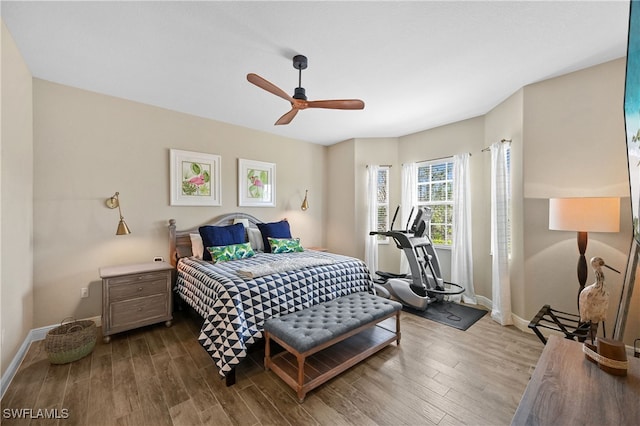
[264,291,402,402]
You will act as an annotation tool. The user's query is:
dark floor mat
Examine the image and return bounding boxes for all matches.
[403,301,487,330]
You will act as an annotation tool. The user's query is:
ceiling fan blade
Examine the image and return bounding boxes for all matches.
[306,99,365,110]
[275,108,299,125]
[247,73,294,103]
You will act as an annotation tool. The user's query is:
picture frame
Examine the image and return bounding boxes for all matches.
[170,149,221,206]
[238,159,276,207]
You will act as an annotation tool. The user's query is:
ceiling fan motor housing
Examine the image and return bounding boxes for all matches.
[294,87,307,100]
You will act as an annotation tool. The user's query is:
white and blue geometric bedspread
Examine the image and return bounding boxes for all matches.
[175,251,373,377]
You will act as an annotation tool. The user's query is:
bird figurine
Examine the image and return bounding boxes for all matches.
[578,257,620,341]
[579,257,608,324]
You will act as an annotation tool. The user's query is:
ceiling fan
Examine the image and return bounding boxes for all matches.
[247,55,365,125]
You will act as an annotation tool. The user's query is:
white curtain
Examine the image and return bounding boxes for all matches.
[490,142,513,325]
[365,165,380,278]
[400,163,417,274]
[451,153,476,304]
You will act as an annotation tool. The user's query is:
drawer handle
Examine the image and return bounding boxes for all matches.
[137,276,143,280]
[137,307,143,312]
[137,287,144,292]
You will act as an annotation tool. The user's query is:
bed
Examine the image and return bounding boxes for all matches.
[169,213,374,382]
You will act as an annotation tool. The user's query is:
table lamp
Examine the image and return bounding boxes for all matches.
[549,197,620,306]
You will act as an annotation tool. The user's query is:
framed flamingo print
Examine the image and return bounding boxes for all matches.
[170,149,221,206]
[238,159,276,207]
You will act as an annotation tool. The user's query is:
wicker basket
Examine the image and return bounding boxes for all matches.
[44,318,97,364]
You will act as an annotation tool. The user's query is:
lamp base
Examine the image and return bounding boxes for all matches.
[576,231,588,309]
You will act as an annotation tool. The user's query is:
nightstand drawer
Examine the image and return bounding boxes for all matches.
[110,293,169,330]
[108,277,168,301]
[106,270,168,286]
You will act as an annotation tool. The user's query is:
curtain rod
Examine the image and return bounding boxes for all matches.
[366,164,392,168]
[407,153,471,165]
[482,139,512,152]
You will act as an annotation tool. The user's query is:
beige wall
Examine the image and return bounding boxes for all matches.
[32,79,326,327]
[523,59,629,199]
[521,58,635,341]
[1,21,34,376]
[326,139,357,257]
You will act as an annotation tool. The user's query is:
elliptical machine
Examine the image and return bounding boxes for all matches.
[369,206,465,310]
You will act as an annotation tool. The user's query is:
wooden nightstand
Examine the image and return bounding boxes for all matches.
[100,261,174,343]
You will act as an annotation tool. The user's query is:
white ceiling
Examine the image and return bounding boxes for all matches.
[1,1,631,146]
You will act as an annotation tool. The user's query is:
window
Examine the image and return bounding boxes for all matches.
[416,159,454,246]
[376,167,390,243]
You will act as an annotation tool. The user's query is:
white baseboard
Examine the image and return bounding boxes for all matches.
[511,313,533,334]
[0,315,101,400]
[474,295,533,335]
[475,294,492,311]
[1,329,37,400]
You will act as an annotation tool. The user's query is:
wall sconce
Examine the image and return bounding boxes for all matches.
[106,192,131,235]
[301,189,309,211]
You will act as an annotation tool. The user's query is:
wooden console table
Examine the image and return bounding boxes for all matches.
[512,335,640,425]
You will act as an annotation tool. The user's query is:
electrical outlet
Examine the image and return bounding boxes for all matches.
[81,288,89,298]
[153,256,164,262]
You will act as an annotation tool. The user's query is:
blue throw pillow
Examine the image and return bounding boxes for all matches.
[199,223,246,261]
[256,220,292,253]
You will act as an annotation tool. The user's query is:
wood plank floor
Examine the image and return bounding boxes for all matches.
[1,307,543,425]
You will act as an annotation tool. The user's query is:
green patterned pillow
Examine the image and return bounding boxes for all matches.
[268,237,304,254]
[207,242,255,263]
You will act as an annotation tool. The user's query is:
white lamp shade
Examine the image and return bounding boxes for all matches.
[549,197,620,233]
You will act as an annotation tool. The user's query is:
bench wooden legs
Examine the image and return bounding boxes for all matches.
[264,333,307,402]
[395,310,401,345]
[296,354,306,402]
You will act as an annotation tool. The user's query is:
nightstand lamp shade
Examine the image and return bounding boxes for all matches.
[548,197,620,307]
[105,192,131,235]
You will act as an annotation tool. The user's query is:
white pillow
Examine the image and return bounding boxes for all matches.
[247,228,264,252]
[189,233,204,259]
[233,218,250,228]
